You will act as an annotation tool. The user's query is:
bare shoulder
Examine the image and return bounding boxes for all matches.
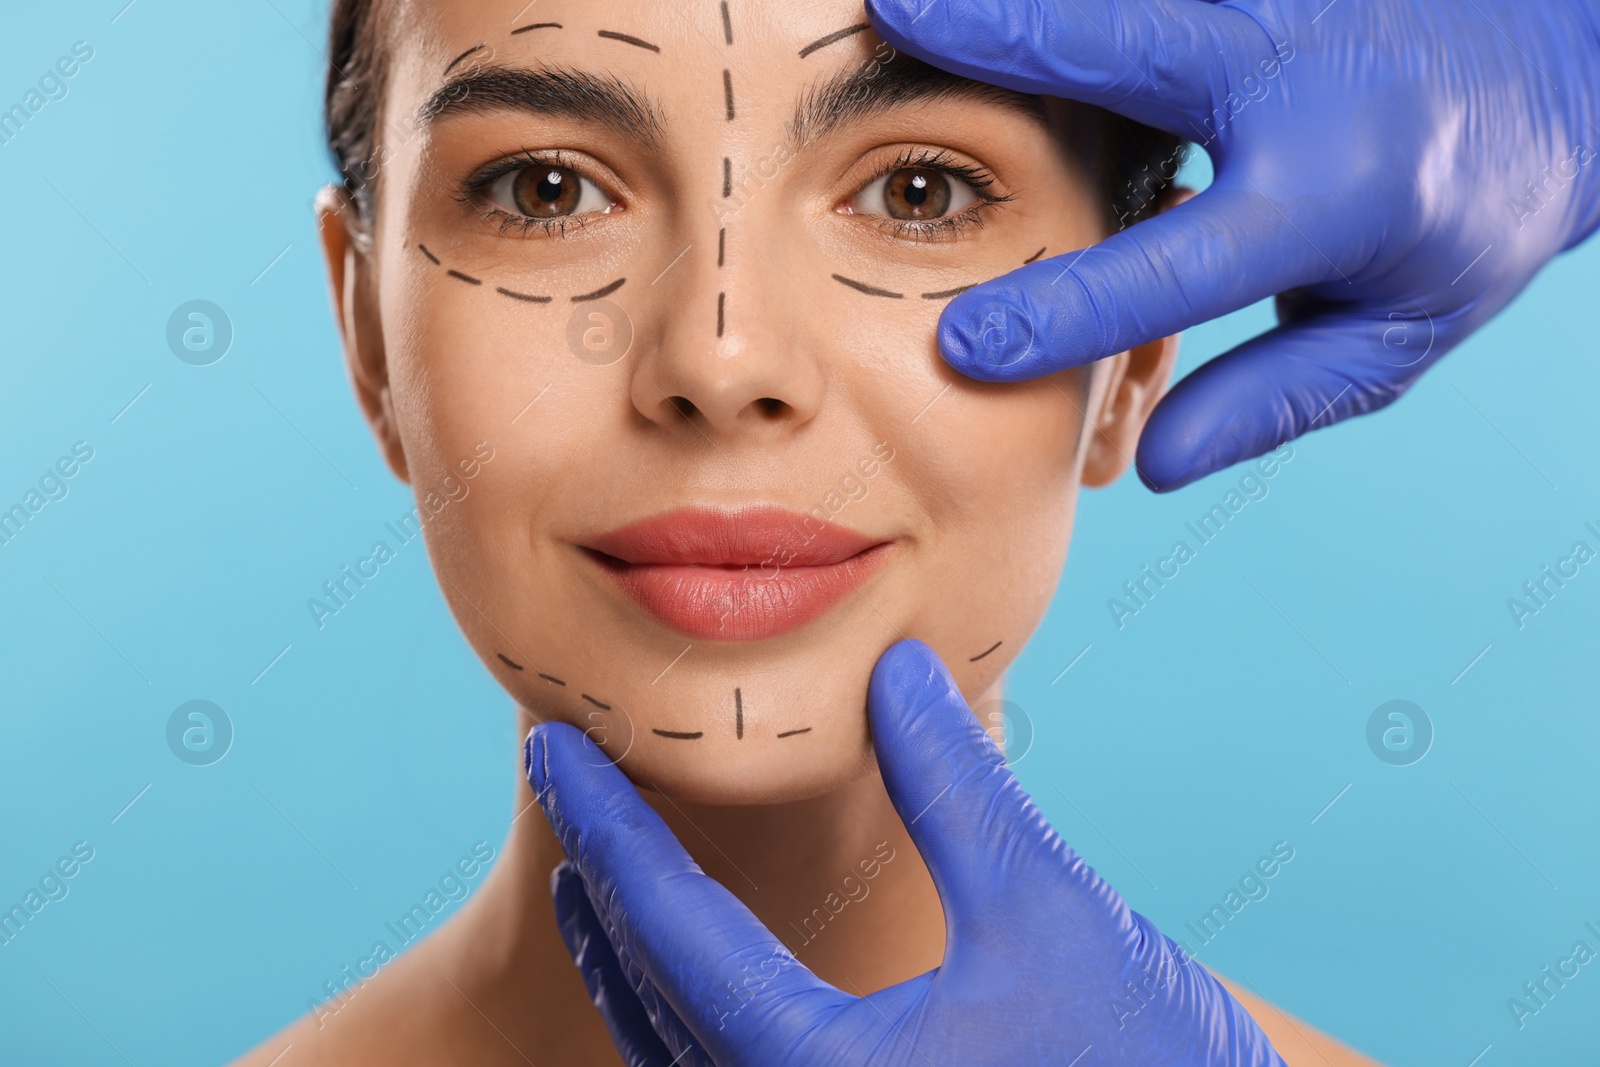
[1215,973,1386,1066]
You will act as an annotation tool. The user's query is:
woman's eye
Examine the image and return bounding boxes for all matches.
[484,164,613,219]
[848,167,979,221]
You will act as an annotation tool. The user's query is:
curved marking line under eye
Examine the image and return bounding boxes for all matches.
[443,43,486,75]
[496,653,525,670]
[1024,246,1047,264]
[832,273,903,299]
[448,269,482,285]
[969,640,1003,662]
[581,694,612,710]
[922,285,975,300]
[776,727,812,738]
[537,672,567,686]
[512,22,563,35]
[598,30,661,53]
[799,23,868,59]
[572,277,626,302]
[653,729,704,740]
[497,286,553,304]
[418,244,440,265]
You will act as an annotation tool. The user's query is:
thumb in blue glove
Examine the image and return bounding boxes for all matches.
[528,639,1287,1066]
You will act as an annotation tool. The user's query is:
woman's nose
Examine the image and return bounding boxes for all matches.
[627,231,825,439]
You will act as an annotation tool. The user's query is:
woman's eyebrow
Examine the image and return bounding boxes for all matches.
[419,65,665,150]
[788,56,1047,147]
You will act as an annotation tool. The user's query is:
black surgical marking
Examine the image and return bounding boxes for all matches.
[653,729,704,740]
[799,23,869,59]
[496,653,525,670]
[717,292,726,337]
[1024,246,1047,264]
[969,640,1003,662]
[922,285,975,300]
[776,727,812,738]
[418,244,440,265]
[572,277,626,302]
[598,30,661,53]
[718,228,726,267]
[444,44,487,75]
[448,269,482,285]
[723,69,735,120]
[497,286,553,303]
[512,22,563,34]
[721,1,733,44]
[832,273,903,299]
[723,157,732,198]
[735,687,743,739]
[537,672,567,686]
[582,694,611,710]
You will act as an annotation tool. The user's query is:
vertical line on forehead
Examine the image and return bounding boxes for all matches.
[718,228,726,267]
[723,69,735,120]
[721,1,734,45]
[717,292,726,337]
[723,157,732,198]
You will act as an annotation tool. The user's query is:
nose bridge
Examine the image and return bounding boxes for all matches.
[628,192,824,435]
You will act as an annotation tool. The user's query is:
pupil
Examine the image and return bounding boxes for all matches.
[536,170,564,203]
[905,175,929,206]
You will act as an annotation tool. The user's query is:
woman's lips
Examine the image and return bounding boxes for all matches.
[582,506,891,640]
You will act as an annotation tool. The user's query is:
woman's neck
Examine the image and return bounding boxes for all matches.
[456,705,953,1064]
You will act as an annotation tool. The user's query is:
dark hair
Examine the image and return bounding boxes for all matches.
[323,0,1185,233]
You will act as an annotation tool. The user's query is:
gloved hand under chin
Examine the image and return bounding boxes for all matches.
[526,639,1287,1066]
[864,0,1600,491]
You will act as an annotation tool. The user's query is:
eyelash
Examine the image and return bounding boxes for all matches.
[856,147,1014,242]
[452,148,612,239]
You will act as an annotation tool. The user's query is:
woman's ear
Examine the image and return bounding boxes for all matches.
[317,184,409,484]
[1082,185,1195,488]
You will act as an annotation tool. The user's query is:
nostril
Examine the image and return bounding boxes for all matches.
[667,396,698,420]
[753,397,788,419]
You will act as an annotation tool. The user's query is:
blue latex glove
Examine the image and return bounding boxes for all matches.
[526,640,1286,1066]
[865,0,1600,491]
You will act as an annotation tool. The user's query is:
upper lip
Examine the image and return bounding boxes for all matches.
[583,506,884,568]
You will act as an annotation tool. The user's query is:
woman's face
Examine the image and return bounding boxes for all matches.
[321,0,1173,804]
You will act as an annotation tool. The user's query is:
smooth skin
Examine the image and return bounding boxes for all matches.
[866,0,1600,491]
[236,1,1371,1063]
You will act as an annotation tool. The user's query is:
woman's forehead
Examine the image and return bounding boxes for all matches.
[394,0,883,77]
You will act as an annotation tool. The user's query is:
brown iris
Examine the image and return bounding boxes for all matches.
[510,166,582,217]
[882,168,952,220]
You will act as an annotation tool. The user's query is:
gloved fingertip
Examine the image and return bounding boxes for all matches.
[523,724,549,793]
[869,639,965,730]
[937,291,1051,383]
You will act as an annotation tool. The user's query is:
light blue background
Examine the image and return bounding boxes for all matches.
[2,3,1596,1064]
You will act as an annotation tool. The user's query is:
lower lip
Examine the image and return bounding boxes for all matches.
[584,543,892,640]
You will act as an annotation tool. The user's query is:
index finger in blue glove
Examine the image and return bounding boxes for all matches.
[935,184,1327,383]
[552,861,692,1067]
[866,0,1268,135]
[526,723,845,1060]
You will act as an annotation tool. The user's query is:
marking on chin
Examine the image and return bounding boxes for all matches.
[969,640,1002,662]
[497,653,525,671]
[582,694,611,710]
[776,727,812,738]
[652,729,704,740]
[537,672,566,686]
